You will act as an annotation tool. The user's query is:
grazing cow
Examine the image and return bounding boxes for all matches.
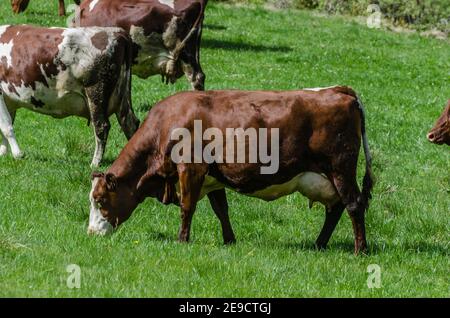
[11,0,81,16]
[0,25,140,167]
[76,0,208,90]
[427,100,450,146]
[89,86,375,254]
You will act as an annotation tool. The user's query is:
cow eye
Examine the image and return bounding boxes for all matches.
[95,198,105,208]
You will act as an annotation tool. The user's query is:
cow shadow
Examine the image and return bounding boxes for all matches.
[279,240,449,256]
[146,231,175,243]
[202,39,292,53]
[203,24,228,31]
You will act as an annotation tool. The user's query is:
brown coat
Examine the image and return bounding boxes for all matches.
[76,0,208,90]
[89,86,374,254]
[11,0,80,16]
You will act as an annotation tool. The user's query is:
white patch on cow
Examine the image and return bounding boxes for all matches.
[158,0,175,9]
[89,0,100,12]
[130,25,173,79]
[2,76,87,118]
[162,17,179,49]
[0,26,13,68]
[303,86,338,92]
[0,25,10,38]
[0,93,23,158]
[0,39,14,69]
[248,172,339,207]
[88,178,113,235]
[179,172,339,208]
[0,137,7,156]
[58,28,104,79]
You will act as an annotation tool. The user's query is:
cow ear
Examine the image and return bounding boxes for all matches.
[91,172,104,180]
[105,173,118,192]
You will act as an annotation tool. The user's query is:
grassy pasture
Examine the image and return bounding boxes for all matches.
[0,1,449,297]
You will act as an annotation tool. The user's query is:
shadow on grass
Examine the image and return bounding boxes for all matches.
[278,240,449,256]
[204,24,228,31]
[202,39,292,53]
[146,231,175,243]
[30,152,84,166]
[29,152,118,170]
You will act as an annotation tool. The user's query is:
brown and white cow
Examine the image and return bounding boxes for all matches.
[0,25,140,167]
[75,0,208,90]
[89,86,375,254]
[427,100,450,146]
[11,0,81,16]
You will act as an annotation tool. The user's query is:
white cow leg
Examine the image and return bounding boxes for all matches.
[0,133,7,156]
[91,134,105,168]
[0,96,23,159]
[90,119,110,168]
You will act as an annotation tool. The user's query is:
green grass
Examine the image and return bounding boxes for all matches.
[0,1,449,297]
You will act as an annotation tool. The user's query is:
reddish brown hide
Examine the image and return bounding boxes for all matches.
[11,0,80,16]
[90,87,375,254]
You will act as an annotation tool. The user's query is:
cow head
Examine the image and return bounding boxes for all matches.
[427,101,450,146]
[11,0,30,14]
[88,170,171,235]
[88,172,139,235]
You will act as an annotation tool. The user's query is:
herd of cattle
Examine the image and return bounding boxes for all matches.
[1,0,448,254]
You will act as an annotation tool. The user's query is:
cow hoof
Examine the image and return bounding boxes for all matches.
[224,238,236,245]
[90,161,101,169]
[314,242,327,251]
[12,151,25,159]
[354,242,368,256]
[0,146,7,156]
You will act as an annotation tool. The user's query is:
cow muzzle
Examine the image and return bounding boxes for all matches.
[427,125,448,145]
[88,206,114,236]
[192,72,205,91]
[427,132,443,144]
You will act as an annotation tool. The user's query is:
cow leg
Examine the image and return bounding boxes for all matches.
[58,0,66,16]
[86,87,111,168]
[90,115,110,168]
[192,21,206,91]
[182,24,206,91]
[332,172,367,255]
[0,106,8,156]
[207,189,236,244]
[315,202,345,250]
[115,71,140,140]
[116,107,139,140]
[328,147,369,255]
[0,96,22,159]
[183,61,205,91]
[0,134,7,156]
[177,163,208,242]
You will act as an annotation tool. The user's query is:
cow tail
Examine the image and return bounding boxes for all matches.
[356,95,375,209]
[168,1,205,71]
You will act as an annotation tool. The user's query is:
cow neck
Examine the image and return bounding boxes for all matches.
[107,145,151,200]
[107,125,158,201]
